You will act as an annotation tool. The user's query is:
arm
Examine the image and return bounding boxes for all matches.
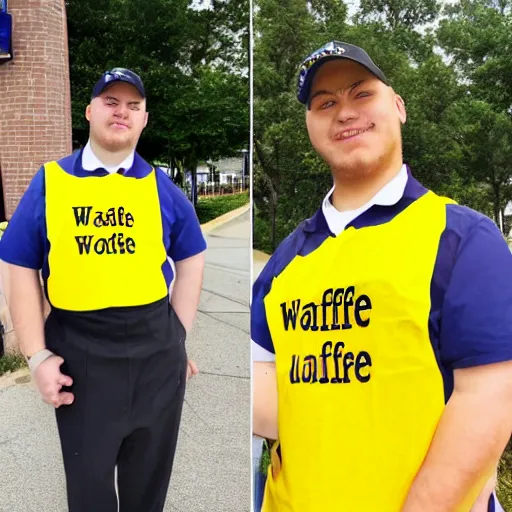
[4,264,46,358]
[170,252,205,333]
[403,213,512,511]
[0,168,72,406]
[251,257,279,440]
[162,175,207,333]
[253,360,278,440]
[402,361,512,511]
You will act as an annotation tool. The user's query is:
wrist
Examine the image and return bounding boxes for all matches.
[27,348,54,373]
[25,346,47,359]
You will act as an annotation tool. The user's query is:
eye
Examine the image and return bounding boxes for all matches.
[320,100,335,109]
[355,91,371,99]
[130,105,140,111]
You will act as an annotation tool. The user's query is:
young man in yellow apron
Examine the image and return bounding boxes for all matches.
[252,42,512,512]
[0,68,206,512]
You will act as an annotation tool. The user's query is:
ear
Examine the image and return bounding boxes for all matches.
[85,104,91,122]
[395,94,406,125]
[144,112,149,128]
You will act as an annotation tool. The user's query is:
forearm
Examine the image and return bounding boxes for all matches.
[170,253,204,333]
[403,388,511,511]
[253,361,278,440]
[5,264,46,358]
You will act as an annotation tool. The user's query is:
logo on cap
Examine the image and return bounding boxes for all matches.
[331,42,346,54]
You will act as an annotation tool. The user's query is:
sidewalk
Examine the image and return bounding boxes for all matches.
[0,208,251,512]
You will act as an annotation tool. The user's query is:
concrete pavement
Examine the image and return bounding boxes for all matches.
[0,208,251,512]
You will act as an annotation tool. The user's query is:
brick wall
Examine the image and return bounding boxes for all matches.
[0,0,72,219]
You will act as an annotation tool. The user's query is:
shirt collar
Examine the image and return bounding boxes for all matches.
[81,140,135,174]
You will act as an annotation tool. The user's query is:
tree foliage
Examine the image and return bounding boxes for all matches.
[253,0,512,253]
[65,0,249,201]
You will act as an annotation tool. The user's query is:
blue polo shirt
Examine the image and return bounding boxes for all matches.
[0,149,206,299]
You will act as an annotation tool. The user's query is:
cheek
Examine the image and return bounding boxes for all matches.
[306,114,331,145]
[91,110,110,128]
[132,116,145,133]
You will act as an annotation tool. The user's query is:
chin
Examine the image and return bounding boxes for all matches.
[326,152,380,181]
[100,136,135,153]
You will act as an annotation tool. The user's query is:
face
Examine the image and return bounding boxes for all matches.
[305,59,406,181]
[85,82,149,153]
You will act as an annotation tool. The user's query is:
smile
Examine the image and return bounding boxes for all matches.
[334,124,374,141]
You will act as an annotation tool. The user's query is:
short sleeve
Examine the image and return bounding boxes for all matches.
[440,215,512,369]
[252,339,276,362]
[0,168,46,269]
[156,170,207,261]
[251,259,276,354]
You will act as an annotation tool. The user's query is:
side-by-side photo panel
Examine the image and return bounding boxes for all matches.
[251,1,512,511]
[0,1,250,511]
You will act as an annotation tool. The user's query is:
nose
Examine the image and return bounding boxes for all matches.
[335,99,357,124]
[113,103,129,119]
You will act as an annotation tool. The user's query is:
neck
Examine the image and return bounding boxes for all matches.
[331,158,403,212]
[89,139,134,168]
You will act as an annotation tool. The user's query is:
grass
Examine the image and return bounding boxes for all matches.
[196,191,249,224]
[0,353,27,376]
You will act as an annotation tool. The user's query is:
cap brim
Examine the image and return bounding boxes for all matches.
[298,55,388,105]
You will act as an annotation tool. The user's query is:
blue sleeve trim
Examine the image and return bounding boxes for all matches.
[251,218,330,353]
[251,260,276,353]
[0,168,47,269]
[432,205,512,384]
[155,169,207,262]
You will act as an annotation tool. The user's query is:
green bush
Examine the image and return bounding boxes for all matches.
[196,192,249,224]
[0,353,27,376]
[498,437,512,510]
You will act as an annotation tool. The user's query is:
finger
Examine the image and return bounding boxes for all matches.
[58,391,75,406]
[48,394,60,408]
[43,388,59,403]
[58,374,73,387]
[42,394,55,405]
[189,361,199,375]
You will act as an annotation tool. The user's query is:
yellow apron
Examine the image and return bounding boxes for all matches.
[262,191,489,511]
[44,161,168,311]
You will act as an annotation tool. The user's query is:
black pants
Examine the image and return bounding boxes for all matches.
[45,297,187,512]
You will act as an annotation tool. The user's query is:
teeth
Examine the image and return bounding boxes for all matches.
[342,128,367,138]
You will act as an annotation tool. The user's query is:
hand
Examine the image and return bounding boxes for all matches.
[186,360,199,381]
[33,355,74,408]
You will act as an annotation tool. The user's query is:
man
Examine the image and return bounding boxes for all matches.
[0,68,206,512]
[252,42,512,511]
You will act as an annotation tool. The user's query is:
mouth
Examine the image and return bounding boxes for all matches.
[111,122,130,130]
[334,124,374,142]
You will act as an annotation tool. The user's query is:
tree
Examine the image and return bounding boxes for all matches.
[65,0,249,205]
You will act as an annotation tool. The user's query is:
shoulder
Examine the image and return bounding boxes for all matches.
[442,203,506,257]
[20,166,46,199]
[445,203,495,236]
[254,216,312,295]
[434,203,512,303]
[154,167,192,212]
[155,167,186,195]
[55,150,82,175]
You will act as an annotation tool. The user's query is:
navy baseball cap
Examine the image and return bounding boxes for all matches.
[297,41,389,105]
[91,68,146,99]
